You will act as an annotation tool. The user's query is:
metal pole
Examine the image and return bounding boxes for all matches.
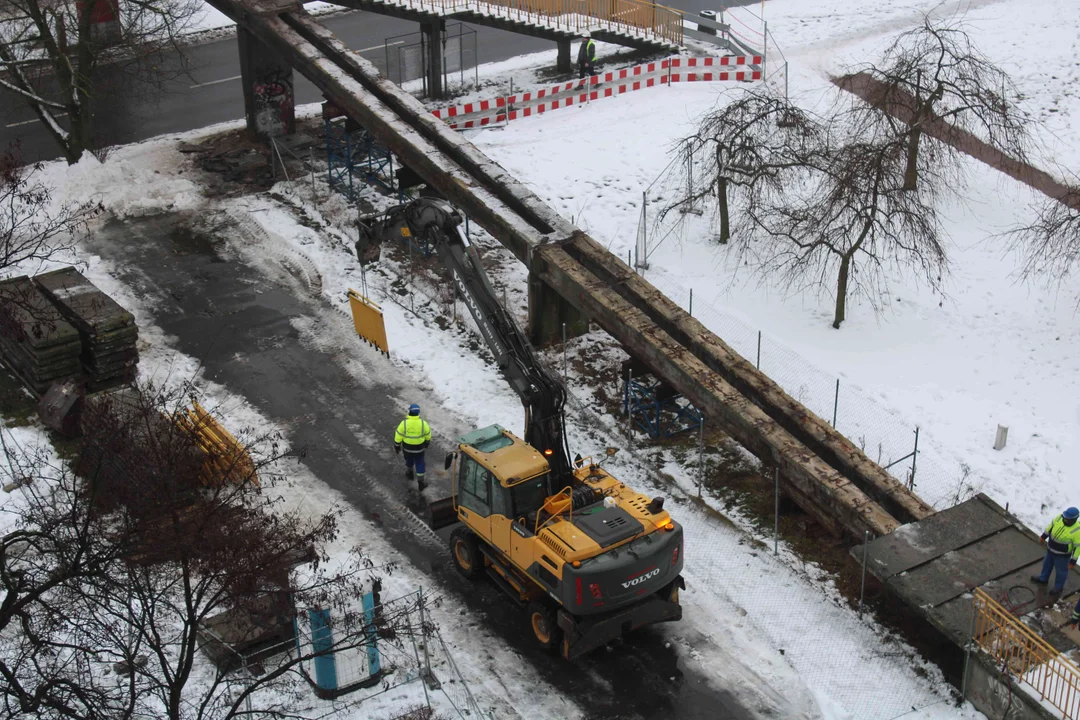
[409,241,414,314]
[562,322,567,382]
[773,466,779,555]
[419,588,432,681]
[697,420,704,498]
[406,600,431,707]
[858,530,869,617]
[689,288,693,316]
[785,60,789,99]
[909,426,920,490]
[962,596,976,698]
[756,330,762,369]
[309,147,316,199]
[832,378,839,427]
[626,369,633,437]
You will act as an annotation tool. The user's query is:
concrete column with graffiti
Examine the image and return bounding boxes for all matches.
[238,27,296,139]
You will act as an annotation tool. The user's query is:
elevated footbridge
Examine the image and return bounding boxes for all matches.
[209,0,934,542]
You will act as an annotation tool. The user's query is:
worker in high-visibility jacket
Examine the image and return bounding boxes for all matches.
[394,403,432,490]
[577,35,596,78]
[1031,507,1080,595]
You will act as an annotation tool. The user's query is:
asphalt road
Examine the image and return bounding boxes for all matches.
[0,2,760,163]
[83,209,763,720]
[0,13,560,163]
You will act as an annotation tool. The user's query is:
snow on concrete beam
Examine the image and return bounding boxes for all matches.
[535,242,901,540]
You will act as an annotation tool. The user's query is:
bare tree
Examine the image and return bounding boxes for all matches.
[742,132,947,328]
[661,88,823,244]
[0,381,409,719]
[0,0,202,163]
[0,148,100,277]
[1007,180,1080,291]
[842,14,1030,191]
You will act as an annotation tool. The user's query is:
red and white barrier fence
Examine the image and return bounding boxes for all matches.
[430,54,763,129]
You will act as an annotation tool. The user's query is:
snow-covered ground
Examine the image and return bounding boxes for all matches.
[5,0,1080,717]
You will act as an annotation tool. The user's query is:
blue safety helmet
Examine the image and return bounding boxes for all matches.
[1064,507,1080,520]
[408,403,421,416]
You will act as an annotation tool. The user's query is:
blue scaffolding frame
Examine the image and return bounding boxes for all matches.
[623,374,703,439]
[325,115,397,199]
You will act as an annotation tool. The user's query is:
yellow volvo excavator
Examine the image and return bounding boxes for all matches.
[356,198,684,660]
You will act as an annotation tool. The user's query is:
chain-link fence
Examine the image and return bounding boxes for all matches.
[633,171,974,514]
[384,23,479,98]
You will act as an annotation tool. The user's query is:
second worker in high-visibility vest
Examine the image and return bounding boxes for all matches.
[394,403,432,490]
[1031,506,1080,594]
[577,35,596,79]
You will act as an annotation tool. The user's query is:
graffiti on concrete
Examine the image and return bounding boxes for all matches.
[252,70,293,137]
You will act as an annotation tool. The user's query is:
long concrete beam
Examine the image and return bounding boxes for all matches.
[561,234,936,524]
[535,241,901,538]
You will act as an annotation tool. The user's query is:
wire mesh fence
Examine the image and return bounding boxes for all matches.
[384,24,480,98]
[642,270,972,511]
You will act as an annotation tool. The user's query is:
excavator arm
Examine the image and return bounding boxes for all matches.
[356,198,573,482]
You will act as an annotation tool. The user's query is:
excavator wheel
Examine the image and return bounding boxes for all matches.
[526,599,561,652]
[450,528,482,580]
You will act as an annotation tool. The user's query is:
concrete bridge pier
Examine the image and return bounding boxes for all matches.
[238,27,296,139]
[557,40,572,74]
[528,271,589,346]
[421,19,446,99]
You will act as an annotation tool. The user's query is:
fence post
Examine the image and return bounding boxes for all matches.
[562,322,567,382]
[309,147,316,199]
[858,530,869,617]
[626,368,633,437]
[689,288,693,317]
[406,594,431,707]
[418,588,433,686]
[909,426,920,490]
[832,378,839,427]
[762,21,768,80]
[773,466,779,555]
[756,330,762,369]
[697,420,704,498]
[962,596,977,699]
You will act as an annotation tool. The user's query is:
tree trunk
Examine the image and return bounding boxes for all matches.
[833,254,850,329]
[903,126,921,191]
[717,176,730,244]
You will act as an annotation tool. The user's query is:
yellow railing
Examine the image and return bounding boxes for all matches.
[392,0,684,45]
[972,587,1080,719]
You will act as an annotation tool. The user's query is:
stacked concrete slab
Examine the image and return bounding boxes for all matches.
[0,276,83,395]
[33,268,139,392]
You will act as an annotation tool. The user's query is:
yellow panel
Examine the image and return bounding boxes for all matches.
[347,289,389,356]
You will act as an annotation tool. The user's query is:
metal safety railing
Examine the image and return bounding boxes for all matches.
[379,0,683,45]
[971,587,1080,719]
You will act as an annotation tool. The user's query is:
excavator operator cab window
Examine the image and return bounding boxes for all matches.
[459,456,492,517]
[510,474,550,521]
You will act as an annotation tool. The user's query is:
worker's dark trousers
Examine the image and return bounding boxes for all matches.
[403,449,426,477]
[1038,551,1070,591]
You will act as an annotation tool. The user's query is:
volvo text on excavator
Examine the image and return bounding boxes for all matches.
[355,198,684,660]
